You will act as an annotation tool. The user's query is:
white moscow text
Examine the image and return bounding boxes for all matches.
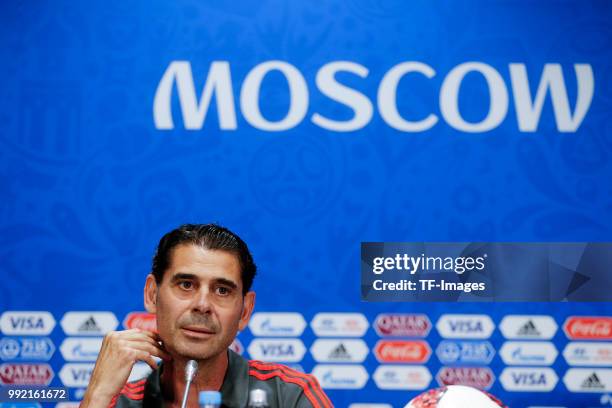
[153,60,594,133]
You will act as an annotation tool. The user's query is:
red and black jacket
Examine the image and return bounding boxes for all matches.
[110,349,333,408]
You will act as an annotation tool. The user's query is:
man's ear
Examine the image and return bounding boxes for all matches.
[144,274,158,314]
[238,291,256,331]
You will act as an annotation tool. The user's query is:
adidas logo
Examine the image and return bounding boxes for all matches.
[517,320,541,337]
[582,372,605,390]
[328,343,351,360]
[78,316,101,333]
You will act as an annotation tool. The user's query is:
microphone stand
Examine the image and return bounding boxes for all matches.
[180,360,199,408]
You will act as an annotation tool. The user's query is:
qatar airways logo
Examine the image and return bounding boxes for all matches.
[153,60,593,133]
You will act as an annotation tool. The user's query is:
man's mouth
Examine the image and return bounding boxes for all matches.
[181,326,216,337]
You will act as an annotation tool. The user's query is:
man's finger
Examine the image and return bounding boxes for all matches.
[126,342,165,360]
[108,329,151,341]
[154,346,172,361]
[124,336,171,361]
[134,350,158,371]
[147,343,172,361]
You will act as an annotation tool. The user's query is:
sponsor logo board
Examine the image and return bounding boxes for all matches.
[374,340,431,364]
[0,312,56,336]
[349,405,393,408]
[310,339,369,363]
[311,313,368,337]
[0,363,54,385]
[564,317,612,340]
[374,314,431,337]
[563,368,612,392]
[436,315,494,339]
[373,365,431,390]
[60,338,103,361]
[0,337,55,361]
[312,364,368,389]
[129,362,153,382]
[286,364,304,373]
[247,338,305,362]
[436,366,495,390]
[72,389,87,400]
[60,312,118,336]
[59,363,95,388]
[500,315,558,340]
[123,312,157,332]
[499,341,558,366]
[229,338,243,355]
[500,367,558,392]
[563,342,612,366]
[249,313,306,337]
[436,340,495,365]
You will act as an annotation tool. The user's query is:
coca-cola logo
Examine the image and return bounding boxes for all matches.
[436,367,494,390]
[564,317,612,340]
[0,363,54,385]
[374,314,431,337]
[123,312,157,332]
[374,340,431,363]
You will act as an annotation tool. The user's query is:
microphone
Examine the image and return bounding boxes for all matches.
[180,360,199,408]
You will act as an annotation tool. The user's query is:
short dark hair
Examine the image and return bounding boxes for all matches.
[151,224,257,295]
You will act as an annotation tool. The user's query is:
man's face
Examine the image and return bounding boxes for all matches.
[144,244,255,361]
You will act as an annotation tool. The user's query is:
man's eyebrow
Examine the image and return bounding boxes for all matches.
[213,278,238,289]
[169,274,239,290]
[170,273,197,282]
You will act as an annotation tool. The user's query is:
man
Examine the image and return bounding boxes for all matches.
[81,224,332,408]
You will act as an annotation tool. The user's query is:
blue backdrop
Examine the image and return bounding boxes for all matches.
[1,1,611,407]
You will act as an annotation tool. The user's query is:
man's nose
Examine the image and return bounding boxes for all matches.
[191,288,213,313]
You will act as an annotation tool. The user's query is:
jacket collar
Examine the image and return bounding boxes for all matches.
[143,349,249,408]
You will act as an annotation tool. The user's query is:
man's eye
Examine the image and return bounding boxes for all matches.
[216,286,230,296]
[178,281,193,290]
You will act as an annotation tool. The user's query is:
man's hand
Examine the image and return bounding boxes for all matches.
[80,329,171,408]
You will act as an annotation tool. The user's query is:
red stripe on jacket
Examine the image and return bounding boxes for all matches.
[108,379,146,407]
[249,361,332,407]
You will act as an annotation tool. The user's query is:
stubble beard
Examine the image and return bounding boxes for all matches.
[164,314,232,361]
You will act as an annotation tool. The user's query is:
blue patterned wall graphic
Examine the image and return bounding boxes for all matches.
[0,1,611,407]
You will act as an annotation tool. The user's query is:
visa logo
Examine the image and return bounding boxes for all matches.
[512,372,547,385]
[71,368,92,382]
[260,344,295,356]
[449,321,483,332]
[10,317,45,330]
